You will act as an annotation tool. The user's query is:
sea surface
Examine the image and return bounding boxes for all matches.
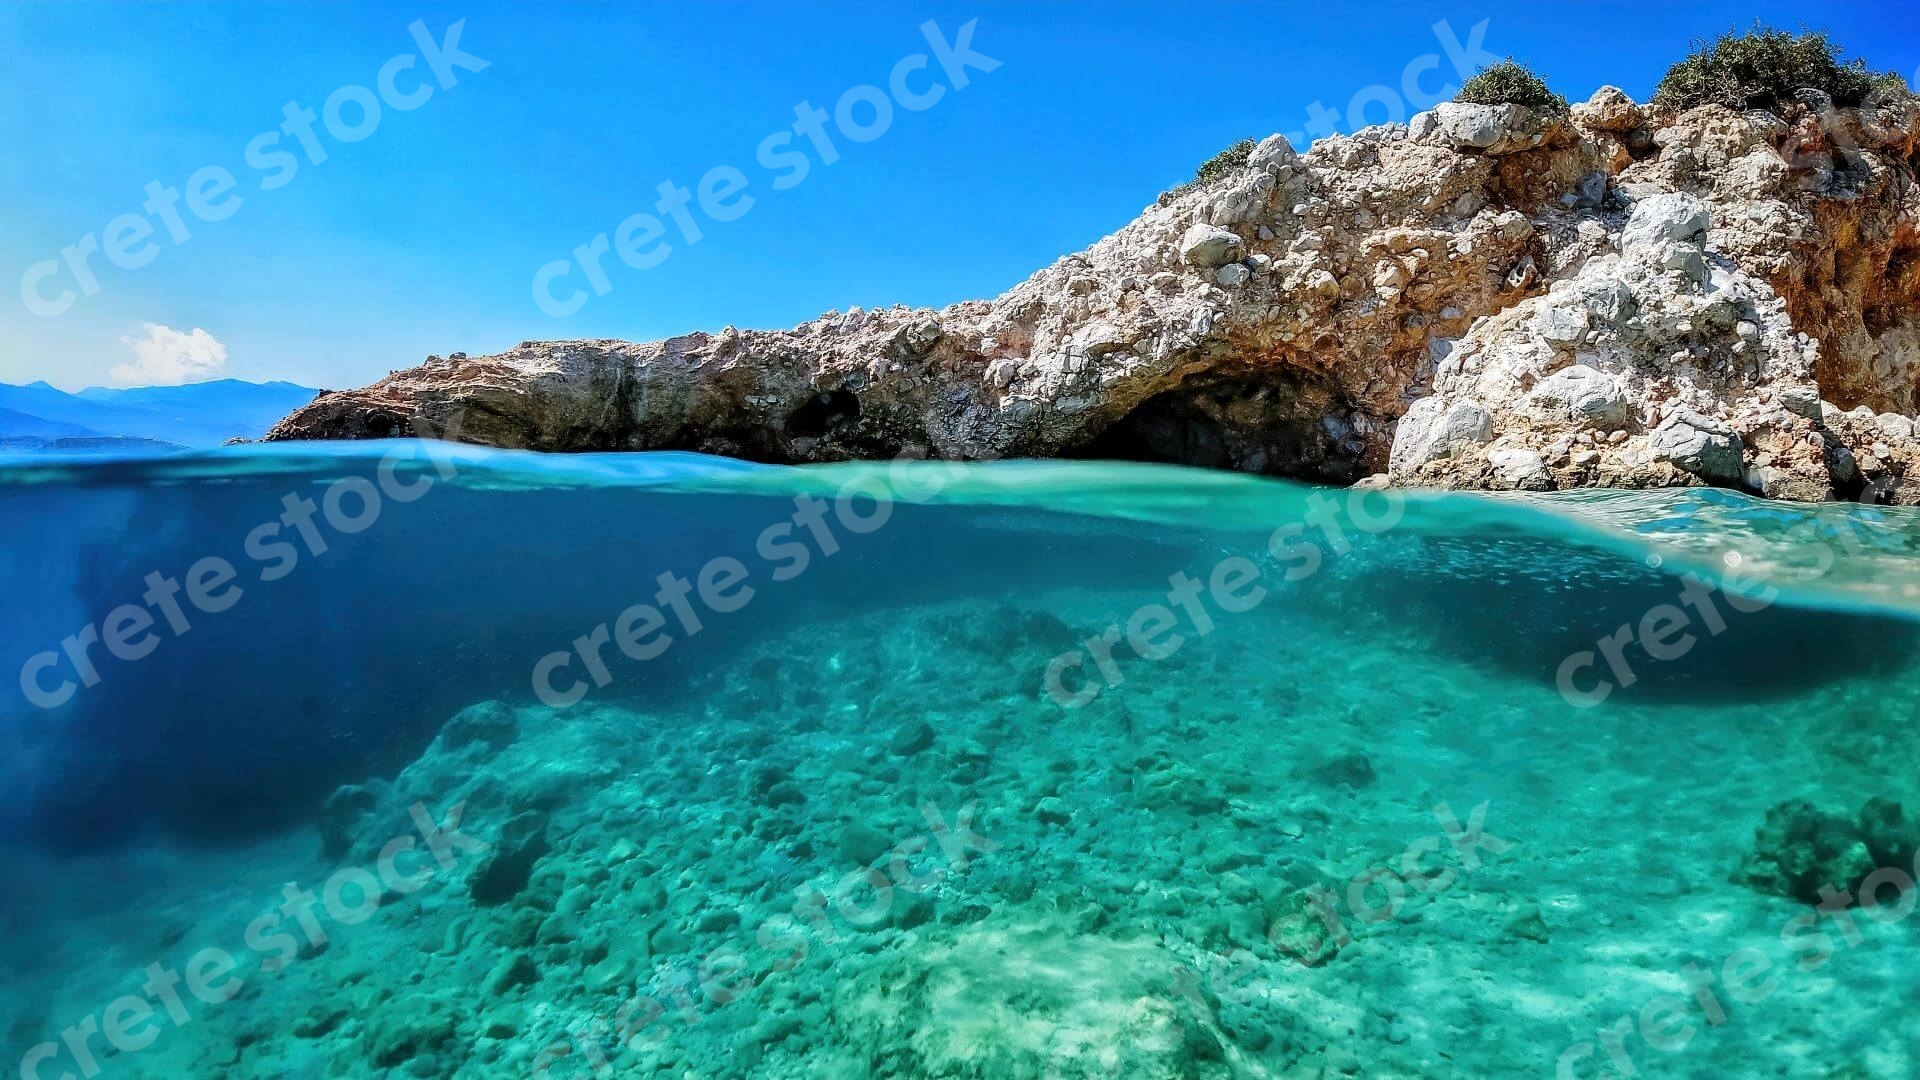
[4,442,1920,1078]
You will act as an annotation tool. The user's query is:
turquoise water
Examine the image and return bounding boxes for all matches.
[5,442,1920,1078]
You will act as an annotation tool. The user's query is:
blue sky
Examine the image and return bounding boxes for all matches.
[1,1,1913,391]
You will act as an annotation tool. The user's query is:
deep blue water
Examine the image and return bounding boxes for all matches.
[6,444,1912,852]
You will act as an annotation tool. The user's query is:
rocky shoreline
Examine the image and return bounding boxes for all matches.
[268,89,1920,502]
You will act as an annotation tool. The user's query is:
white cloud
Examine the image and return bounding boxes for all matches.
[110,324,231,386]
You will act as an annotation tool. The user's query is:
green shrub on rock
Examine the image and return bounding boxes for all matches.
[1869,70,1917,104]
[1455,59,1571,118]
[1193,138,1256,184]
[1164,138,1256,199]
[1654,25,1913,113]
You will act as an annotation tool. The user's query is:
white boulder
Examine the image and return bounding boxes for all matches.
[1622,192,1710,253]
[1650,409,1743,480]
[1248,133,1298,173]
[1179,223,1244,268]
[1390,397,1494,471]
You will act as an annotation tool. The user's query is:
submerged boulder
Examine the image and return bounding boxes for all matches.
[469,810,552,906]
[1734,799,1877,904]
[1859,798,1920,872]
[318,782,386,862]
[434,700,521,754]
[834,915,1247,1077]
[1301,751,1376,791]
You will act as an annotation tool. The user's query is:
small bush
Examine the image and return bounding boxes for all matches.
[1164,138,1256,199]
[1655,25,1912,113]
[1455,60,1571,118]
[1869,70,1917,103]
[1194,138,1256,184]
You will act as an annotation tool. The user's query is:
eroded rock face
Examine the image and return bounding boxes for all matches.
[269,89,1920,501]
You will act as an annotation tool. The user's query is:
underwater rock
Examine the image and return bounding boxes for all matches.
[1016,607,1084,655]
[743,762,792,802]
[834,915,1241,1077]
[648,922,692,956]
[1303,751,1376,791]
[838,821,893,867]
[1262,870,1348,968]
[1859,797,1920,871]
[469,811,552,906]
[1134,761,1229,815]
[484,951,540,997]
[890,888,935,930]
[922,603,1084,662]
[943,737,995,786]
[365,995,460,1068]
[434,700,520,754]
[763,780,807,807]
[317,782,385,862]
[1734,799,1876,904]
[1267,917,1340,968]
[291,1003,349,1040]
[744,762,809,808]
[889,719,937,757]
[1503,903,1551,944]
[584,948,640,993]
[480,1004,523,1040]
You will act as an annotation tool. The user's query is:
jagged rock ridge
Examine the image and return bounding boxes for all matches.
[268,88,1920,501]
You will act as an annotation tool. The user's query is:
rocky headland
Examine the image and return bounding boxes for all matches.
[269,88,1920,502]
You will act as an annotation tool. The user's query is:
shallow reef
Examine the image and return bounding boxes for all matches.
[9,588,1920,1078]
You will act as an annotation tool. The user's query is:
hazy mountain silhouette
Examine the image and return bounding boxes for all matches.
[0,380,318,448]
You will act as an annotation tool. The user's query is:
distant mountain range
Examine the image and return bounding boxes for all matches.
[0,379,319,452]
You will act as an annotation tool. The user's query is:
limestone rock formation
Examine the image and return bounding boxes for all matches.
[268,88,1920,501]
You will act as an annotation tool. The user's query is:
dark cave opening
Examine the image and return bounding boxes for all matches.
[785,389,861,437]
[1068,371,1375,484]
